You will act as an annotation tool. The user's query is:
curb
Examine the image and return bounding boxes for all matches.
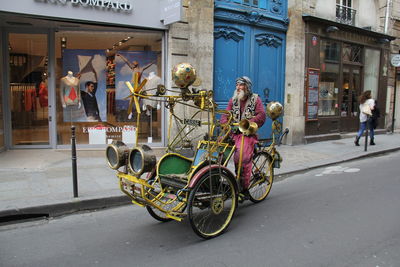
[276,147,400,179]
[0,195,131,223]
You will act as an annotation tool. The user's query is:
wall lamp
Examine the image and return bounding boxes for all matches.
[107,36,134,53]
[61,37,67,48]
[376,38,390,44]
[326,26,339,33]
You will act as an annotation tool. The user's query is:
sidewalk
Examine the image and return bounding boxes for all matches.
[1,132,399,220]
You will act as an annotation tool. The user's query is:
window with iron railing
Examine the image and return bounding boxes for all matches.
[336,4,356,25]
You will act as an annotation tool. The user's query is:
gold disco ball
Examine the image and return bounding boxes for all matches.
[172,63,197,88]
[266,101,283,120]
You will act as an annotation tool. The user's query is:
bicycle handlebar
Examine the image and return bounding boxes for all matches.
[277,128,289,146]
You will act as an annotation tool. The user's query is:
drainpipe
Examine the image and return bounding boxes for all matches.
[384,0,391,34]
[393,66,398,133]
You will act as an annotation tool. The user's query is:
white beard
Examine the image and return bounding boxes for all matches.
[233,89,245,101]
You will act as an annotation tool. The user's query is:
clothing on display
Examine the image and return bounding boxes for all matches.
[60,71,81,107]
[38,80,48,108]
[10,84,37,112]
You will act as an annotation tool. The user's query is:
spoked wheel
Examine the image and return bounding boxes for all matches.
[248,151,274,203]
[188,170,237,239]
[146,205,172,222]
[145,178,173,222]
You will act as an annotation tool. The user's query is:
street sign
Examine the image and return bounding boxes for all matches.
[160,0,182,26]
[391,54,400,67]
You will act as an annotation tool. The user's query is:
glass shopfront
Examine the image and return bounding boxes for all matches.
[306,33,388,135]
[1,14,165,149]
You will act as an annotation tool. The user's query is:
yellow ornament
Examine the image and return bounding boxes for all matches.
[172,63,197,88]
[266,101,283,120]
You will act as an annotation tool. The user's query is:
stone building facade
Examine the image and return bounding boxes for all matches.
[284,0,396,144]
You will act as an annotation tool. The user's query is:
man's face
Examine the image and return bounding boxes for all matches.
[236,83,248,94]
[87,83,95,93]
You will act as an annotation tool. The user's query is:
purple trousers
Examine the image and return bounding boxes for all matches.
[232,133,258,190]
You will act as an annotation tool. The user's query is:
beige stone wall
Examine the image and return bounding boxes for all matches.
[166,0,214,147]
[284,0,308,145]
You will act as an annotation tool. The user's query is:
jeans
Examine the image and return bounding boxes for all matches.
[357,120,374,139]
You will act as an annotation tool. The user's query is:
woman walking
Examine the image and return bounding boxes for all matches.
[354,90,375,146]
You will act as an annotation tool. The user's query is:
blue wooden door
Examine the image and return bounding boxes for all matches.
[214,22,286,139]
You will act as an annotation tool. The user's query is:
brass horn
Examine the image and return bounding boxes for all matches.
[238,119,258,136]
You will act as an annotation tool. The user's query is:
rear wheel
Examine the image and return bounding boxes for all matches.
[188,169,237,239]
[249,151,274,203]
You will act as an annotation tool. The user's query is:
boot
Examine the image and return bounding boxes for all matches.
[354,136,360,146]
[370,138,375,145]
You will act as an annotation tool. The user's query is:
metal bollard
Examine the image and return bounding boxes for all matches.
[364,117,369,152]
[71,125,78,197]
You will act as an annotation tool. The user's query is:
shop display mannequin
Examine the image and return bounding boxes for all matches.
[60,71,81,108]
[142,71,161,115]
[128,71,161,120]
[116,54,155,84]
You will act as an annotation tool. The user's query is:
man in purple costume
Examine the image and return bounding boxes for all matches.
[220,76,266,197]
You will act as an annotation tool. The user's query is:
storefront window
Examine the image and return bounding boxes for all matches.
[55,30,163,146]
[320,40,340,63]
[319,40,340,116]
[363,48,380,98]
[8,33,49,146]
[342,43,362,63]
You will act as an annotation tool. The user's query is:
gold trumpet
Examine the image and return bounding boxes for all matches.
[238,119,258,136]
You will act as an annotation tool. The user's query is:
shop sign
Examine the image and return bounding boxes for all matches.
[160,0,182,25]
[391,54,400,67]
[34,0,133,12]
[311,36,318,46]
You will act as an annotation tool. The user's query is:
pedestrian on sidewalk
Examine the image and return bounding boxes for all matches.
[354,90,375,146]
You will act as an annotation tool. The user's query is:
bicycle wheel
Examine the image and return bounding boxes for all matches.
[146,205,172,222]
[145,178,173,222]
[249,151,274,203]
[188,170,237,239]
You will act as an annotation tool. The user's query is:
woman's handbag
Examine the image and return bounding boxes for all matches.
[361,103,372,116]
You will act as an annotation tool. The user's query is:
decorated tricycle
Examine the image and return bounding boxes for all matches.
[106,63,287,239]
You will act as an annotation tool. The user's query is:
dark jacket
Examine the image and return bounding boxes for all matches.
[370,104,380,129]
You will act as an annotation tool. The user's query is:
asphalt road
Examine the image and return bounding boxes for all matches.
[1,151,400,267]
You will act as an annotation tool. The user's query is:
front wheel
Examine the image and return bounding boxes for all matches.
[188,169,237,239]
[249,151,274,203]
[145,177,173,222]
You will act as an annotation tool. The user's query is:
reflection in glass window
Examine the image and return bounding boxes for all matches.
[363,48,380,98]
[318,63,339,116]
[320,40,340,62]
